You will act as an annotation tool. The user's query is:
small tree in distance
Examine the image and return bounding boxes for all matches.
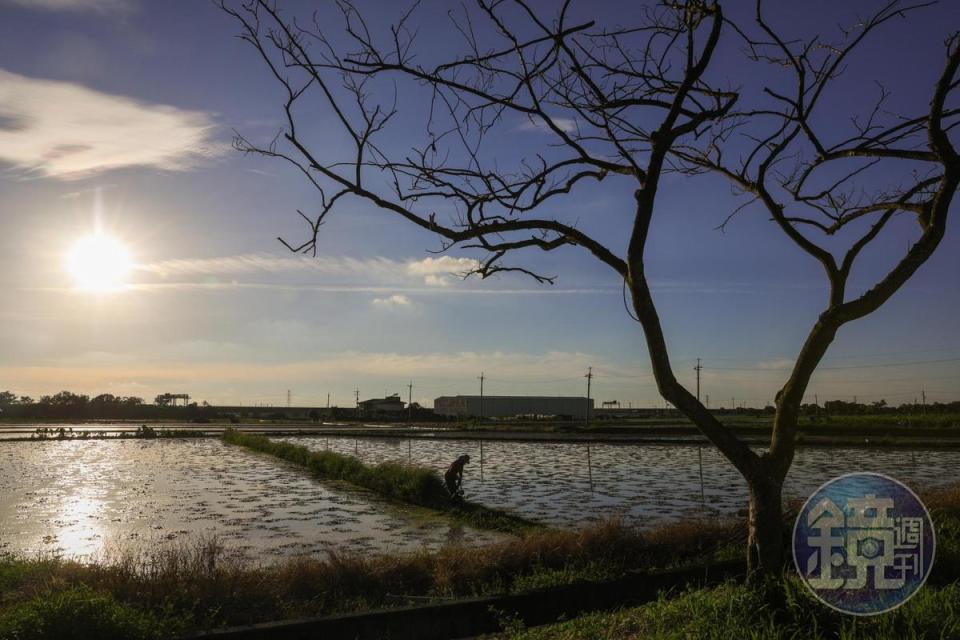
[221,0,959,575]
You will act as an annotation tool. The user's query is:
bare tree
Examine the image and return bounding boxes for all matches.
[220,0,959,575]
[672,0,960,571]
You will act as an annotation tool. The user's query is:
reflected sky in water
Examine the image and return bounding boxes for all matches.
[0,439,500,561]
[278,436,960,527]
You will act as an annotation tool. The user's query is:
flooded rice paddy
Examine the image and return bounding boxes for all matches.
[0,438,499,561]
[2,433,957,563]
[278,435,960,528]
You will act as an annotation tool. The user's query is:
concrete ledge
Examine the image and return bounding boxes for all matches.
[187,559,746,640]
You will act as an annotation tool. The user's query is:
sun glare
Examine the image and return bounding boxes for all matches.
[67,234,132,292]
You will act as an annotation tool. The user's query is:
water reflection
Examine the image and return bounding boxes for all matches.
[0,439,500,562]
[279,436,960,528]
[51,490,107,558]
[2,435,953,563]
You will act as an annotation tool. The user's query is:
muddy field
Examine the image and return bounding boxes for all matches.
[278,435,959,527]
[0,438,499,561]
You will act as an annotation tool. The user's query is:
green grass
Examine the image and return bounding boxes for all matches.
[0,517,738,637]
[27,426,206,441]
[222,428,538,533]
[500,579,960,640]
[501,483,960,639]
[0,585,178,640]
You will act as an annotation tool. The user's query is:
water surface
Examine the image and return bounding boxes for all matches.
[0,438,499,561]
[278,435,956,527]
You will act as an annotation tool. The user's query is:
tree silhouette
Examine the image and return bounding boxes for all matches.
[221,0,959,574]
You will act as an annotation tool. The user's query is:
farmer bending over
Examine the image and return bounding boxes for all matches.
[444,454,471,501]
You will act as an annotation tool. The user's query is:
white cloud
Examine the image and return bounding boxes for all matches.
[405,256,479,276]
[118,252,618,296]
[755,358,796,371]
[423,274,450,287]
[0,0,132,12]
[118,282,610,296]
[371,294,412,308]
[518,116,578,134]
[0,69,223,179]
[140,254,334,277]
[405,256,480,286]
[139,253,481,287]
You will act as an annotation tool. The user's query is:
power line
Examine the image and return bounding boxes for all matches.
[820,357,960,370]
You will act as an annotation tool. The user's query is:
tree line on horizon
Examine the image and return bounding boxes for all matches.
[0,390,214,420]
[1,389,959,420]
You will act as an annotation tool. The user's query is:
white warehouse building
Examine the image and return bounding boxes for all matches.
[433,395,593,419]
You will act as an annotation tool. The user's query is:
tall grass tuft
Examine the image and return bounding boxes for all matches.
[224,428,446,504]
[0,585,176,640]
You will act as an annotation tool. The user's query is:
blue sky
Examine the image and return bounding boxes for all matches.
[0,0,957,408]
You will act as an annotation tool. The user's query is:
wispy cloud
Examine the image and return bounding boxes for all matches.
[116,282,611,296]
[0,69,223,179]
[60,183,118,200]
[137,254,814,296]
[139,253,395,278]
[372,294,413,309]
[0,0,133,12]
[138,253,481,288]
[518,116,578,134]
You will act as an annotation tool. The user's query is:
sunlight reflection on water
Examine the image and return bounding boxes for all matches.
[0,439,500,562]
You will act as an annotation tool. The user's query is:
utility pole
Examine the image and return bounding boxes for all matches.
[694,358,703,402]
[585,366,593,425]
[407,381,413,421]
[326,393,330,409]
[354,389,360,412]
[478,372,485,421]
[287,389,291,408]
[922,389,926,413]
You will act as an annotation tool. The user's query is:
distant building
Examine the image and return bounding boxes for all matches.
[433,395,592,419]
[358,394,406,413]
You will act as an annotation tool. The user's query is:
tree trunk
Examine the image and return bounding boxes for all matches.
[747,468,785,577]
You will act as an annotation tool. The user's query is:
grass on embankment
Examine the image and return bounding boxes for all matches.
[503,484,960,640]
[2,483,958,639]
[221,428,536,533]
[500,579,960,640]
[0,517,740,639]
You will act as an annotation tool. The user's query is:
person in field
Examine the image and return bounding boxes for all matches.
[444,454,470,501]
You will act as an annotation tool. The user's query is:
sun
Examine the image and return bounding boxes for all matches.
[67,233,133,292]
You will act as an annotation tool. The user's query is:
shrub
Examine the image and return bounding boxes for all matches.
[0,586,171,640]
